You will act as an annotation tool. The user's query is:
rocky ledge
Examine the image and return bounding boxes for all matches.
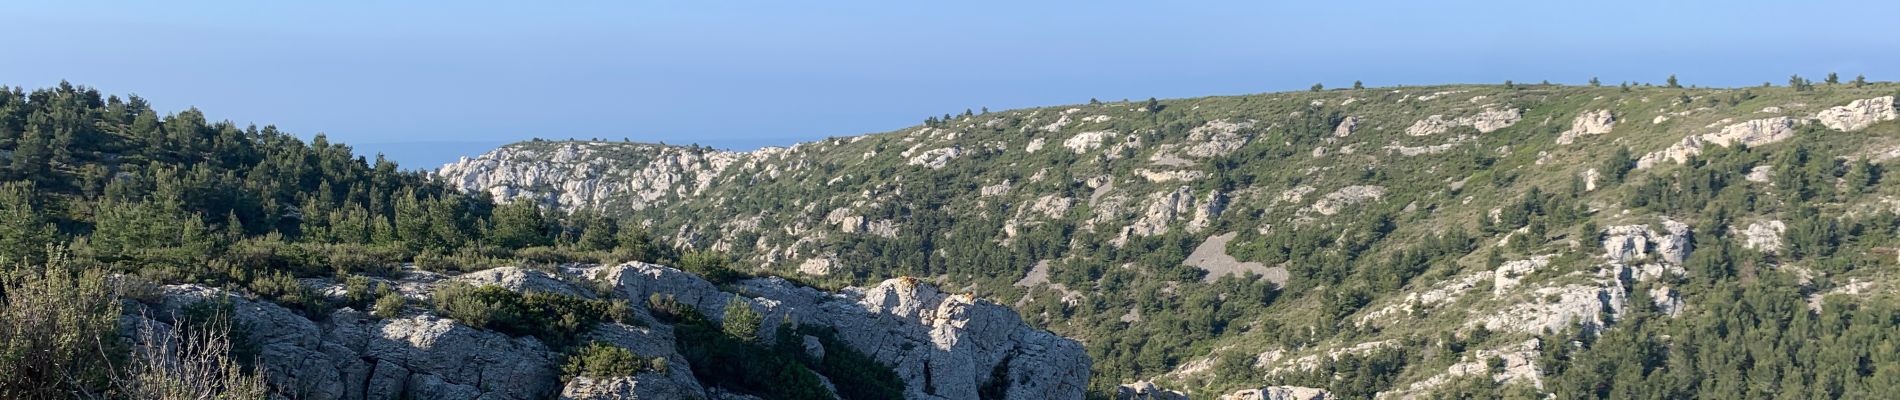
[121,263,1090,400]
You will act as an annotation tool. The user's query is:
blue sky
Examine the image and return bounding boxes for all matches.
[3,1,1896,168]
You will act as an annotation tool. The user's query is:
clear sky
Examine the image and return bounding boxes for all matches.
[3,1,1896,168]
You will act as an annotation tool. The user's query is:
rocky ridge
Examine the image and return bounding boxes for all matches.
[122,263,1089,400]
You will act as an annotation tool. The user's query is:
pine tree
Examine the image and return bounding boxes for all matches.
[0,181,55,265]
[1825,72,1840,85]
[576,212,617,251]
[1589,77,1602,87]
[1310,83,1323,92]
[722,297,763,343]
[1352,80,1365,90]
[1666,74,1680,88]
[487,199,551,249]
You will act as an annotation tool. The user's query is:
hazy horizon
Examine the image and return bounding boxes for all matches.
[5,1,1897,167]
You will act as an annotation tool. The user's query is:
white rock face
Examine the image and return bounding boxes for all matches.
[1025,137,1047,153]
[1118,187,1210,245]
[1637,136,1705,169]
[597,263,1092,400]
[1602,220,1692,264]
[561,375,703,400]
[1335,116,1358,137]
[797,257,837,276]
[1220,386,1332,400]
[1814,96,1896,132]
[907,146,964,169]
[1405,108,1522,136]
[1116,381,1189,400]
[1308,185,1386,216]
[1065,131,1120,154]
[1700,116,1796,148]
[1745,166,1774,183]
[1737,220,1786,253]
[1650,286,1684,317]
[1478,281,1626,335]
[453,266,594,298]
[1493,256,1552,296]
[1556,109,1616,144]
[134,263,1090,400]
[130,285,570,400]
[437,142,741,211]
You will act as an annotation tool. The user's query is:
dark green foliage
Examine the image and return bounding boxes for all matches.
[782,326,906,400]
[372,291,406,319]
[562,341,667,379]
[0,181,54,266]
[678,251,744,285]
[1601,147,1635,184]
[431,282,628,347]
[488,199,554,249]
[0,256,125,397]
[1272,347,1411,399]
[721,297,762,343]
[651,300,836,400]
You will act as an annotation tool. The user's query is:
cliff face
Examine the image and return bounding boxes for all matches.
[436,84,1900,397]
[437,141,744,211]
[123,263,1090,400]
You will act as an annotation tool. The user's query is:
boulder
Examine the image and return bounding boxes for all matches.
[1221,386,1332,400]
[561,375,704,400]
[1308,185,1386,216]
[1814,96,1896,132]
[1556,109,1616,144]
[1737,220,1786,253]
[453,266,594,298]
[1700,117,1796,148]
[1405,108,1521,136]
[1116,381,1189,400]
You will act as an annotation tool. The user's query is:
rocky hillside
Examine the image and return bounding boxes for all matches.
[441,82,1900,398]
[121,262,1087,400]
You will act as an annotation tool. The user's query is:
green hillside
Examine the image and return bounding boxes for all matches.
[445,78,1900,398]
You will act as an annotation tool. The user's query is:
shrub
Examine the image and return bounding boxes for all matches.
[721,297,763,343]
[678,251,745,285]
[431,282,626,347]
[128,301,270,400]
[562,342,666,379]
[245,271,328,317]
[0,258,124,397]
[372,291,406,319]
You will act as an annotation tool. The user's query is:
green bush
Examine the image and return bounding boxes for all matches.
[562,341,667,379]
[0,259,125,397]
[783,326,905,400]
[372,291,406,319]
[245,270,328,317]
[721,297,762,343]
[431,282,627,347]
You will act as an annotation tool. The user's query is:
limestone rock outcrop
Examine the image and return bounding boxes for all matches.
[1405,108,1521,136]
[1602,220,1692,264]
[1814,96,1895,132]
[126,262,1089,400]
[1220,386,1332,400]
[1700,117,1796,148]
[590,263,1093,400]
[437,142,741,211]
[1308,185,1386,216]
[1556,109,1615,144]
[1116,381,1189,400]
